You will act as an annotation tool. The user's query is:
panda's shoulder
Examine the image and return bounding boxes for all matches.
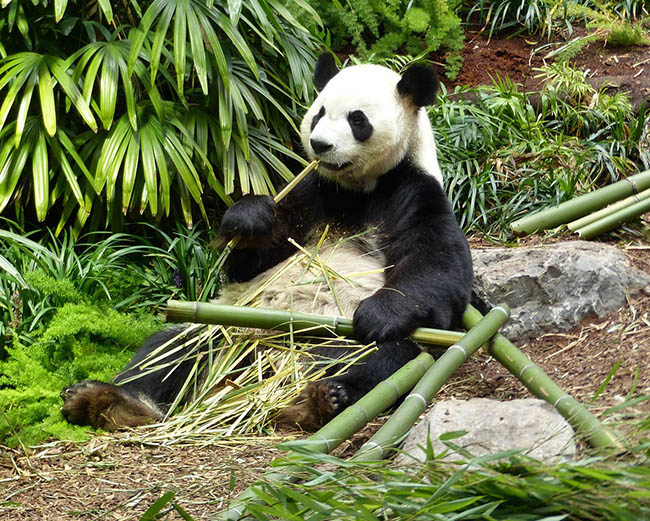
[378,160,448,203]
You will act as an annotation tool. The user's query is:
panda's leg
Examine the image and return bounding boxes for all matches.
[276,339,421,431]
[60,380,164,431]
[61,326,205,431]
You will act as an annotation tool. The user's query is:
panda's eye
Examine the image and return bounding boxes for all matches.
[311,106,326,131]
[347,110,372,142]
[348,110,367,126]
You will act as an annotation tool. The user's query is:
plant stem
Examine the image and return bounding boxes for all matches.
[219,351,437,521]
[165,300,465,346]
[567,187,650,231]
[462,305,624,452]
[575,191,650,239]
[510,169,650,234]
[352,304,510,462]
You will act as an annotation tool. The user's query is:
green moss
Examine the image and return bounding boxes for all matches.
[0,302,162,447]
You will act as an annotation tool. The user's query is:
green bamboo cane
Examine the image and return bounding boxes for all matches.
[567,188,650,231]
[574,193,650,239]
[219,351,437,521]
[352,304,510,462]
[510,169,650,234]
[165,300,465,347]
[462,305,624,452]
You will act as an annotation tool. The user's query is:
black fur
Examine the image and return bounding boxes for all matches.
[397,64,440,107]
[313,53,339,91]
[347,110,373,142]
[224,160,472,404]
[61,57,472,432]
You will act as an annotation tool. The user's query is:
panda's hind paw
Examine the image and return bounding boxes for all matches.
[275,380,350,431]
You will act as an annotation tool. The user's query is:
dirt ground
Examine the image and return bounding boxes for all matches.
[2,35,650,521]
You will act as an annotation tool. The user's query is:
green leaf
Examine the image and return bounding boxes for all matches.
[53,0,68,22]
[32,127,49,221]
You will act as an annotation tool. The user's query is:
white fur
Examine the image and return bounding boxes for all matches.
[217,240,386,318]
[300,63,443,191]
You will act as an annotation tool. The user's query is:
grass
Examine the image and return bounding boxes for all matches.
[434,70,648,239]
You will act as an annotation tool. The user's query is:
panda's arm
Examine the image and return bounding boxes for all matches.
[220,173,326,282]
[353,174,473,340]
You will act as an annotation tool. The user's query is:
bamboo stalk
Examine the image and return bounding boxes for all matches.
[575,192,650,239]
[219,351,437,521]
[567,188,650,231]
[211,160,320,276]
[165,300,465,347]
[351,304,510,462]
[462,305,624,452]
[510,170,650,234]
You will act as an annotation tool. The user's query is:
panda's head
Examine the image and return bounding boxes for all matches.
[300,53,441,192]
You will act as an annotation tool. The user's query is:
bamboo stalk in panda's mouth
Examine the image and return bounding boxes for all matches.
[165,300,465,347]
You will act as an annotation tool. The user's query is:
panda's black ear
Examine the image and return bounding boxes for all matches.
[314,52,339,91]
[397,64,439,107]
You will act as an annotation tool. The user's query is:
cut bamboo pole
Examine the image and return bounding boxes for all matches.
[219,351,437,521]
[575,193,650,239]
[567,188,650,231]
[165,300,465,347]
[510,169,650,234]
[462,305,624,452]
[352,304,510,462]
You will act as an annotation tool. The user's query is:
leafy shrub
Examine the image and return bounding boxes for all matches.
[0,0,320,232]
[0,303,161,447]
[299,0,465,79]
[434,71,648,237]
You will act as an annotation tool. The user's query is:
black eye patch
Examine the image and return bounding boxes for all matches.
[347,110,372,142]
[311,106,325,131]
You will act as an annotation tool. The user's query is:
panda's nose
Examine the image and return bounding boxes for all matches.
[310,139,333,155]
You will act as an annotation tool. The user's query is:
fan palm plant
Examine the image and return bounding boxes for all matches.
[0,0,320,232]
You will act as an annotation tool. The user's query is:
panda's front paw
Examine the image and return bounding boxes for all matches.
[219,195,277,241]
[353,291,416,342]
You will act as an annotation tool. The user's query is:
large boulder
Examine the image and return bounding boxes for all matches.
[397,398,576,467]
[472,241,650,340]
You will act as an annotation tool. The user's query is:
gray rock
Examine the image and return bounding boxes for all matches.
[397,398,576,466]
[472,241,650,341]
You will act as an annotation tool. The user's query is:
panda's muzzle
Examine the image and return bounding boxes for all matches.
[320,161,353,171]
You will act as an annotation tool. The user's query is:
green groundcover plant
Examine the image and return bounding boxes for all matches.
[0,222,223,446]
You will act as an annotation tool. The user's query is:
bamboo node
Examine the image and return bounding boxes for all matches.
[406,393,428,407]
[360,440,383,456]
[494,305,510,319]
[625,177,640,194]
[350,404,370,423]
[313,433,333,452]
[553,395,572,408]
[518,362,537,378]
[449,343,468,361]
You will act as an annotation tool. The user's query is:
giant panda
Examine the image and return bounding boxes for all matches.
[61,53,474,432]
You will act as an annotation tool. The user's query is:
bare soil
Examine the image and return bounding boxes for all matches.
[2,34,650,521]
[444,31,650,110]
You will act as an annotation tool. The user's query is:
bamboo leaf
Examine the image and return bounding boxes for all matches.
[122,136,140,212]
[173,1,187,96]
[32,127,49,221]
[14,71,37,146]
[54,0,68,22]
[96,0,113,23]
[47,56,98,132]
[99,50,118,130]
